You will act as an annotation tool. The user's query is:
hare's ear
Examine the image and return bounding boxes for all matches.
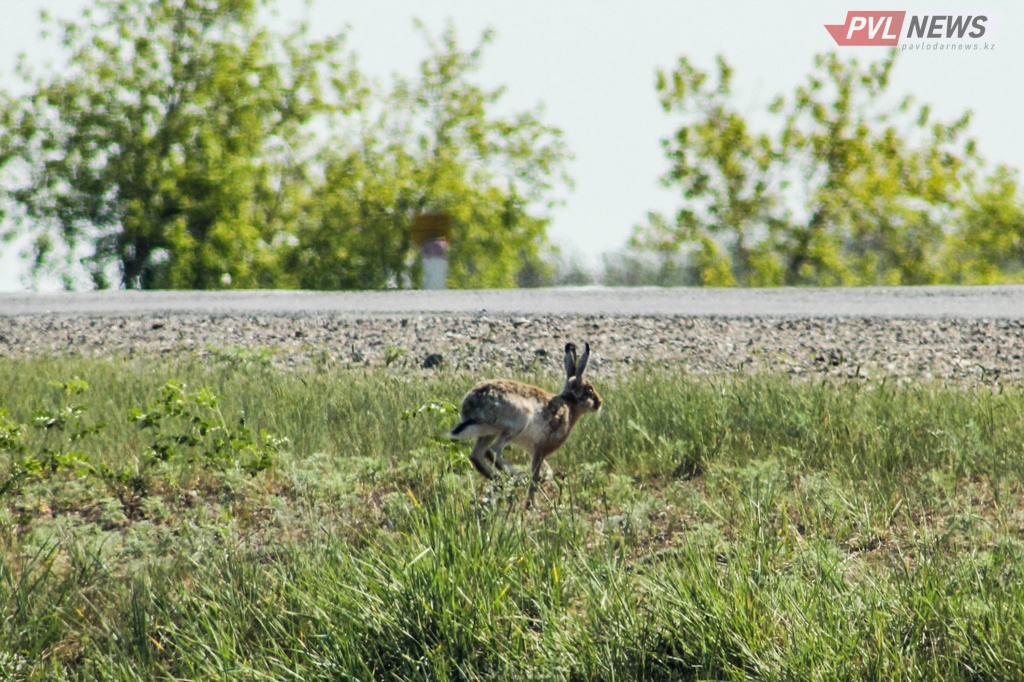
[564,343,578,379]
[575,342,590,378]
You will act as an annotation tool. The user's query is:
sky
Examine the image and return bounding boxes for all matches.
[1,1,1022,291]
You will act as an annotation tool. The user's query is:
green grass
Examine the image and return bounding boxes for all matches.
[3,354,1024,680]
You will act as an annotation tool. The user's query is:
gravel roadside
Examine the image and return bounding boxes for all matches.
[2,313,1022,385]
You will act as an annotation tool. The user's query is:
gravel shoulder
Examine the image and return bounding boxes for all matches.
[2,311,1022,385]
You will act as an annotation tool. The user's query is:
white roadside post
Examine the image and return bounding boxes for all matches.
[412,213,451,290]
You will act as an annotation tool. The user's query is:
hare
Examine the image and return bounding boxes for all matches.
[450,342,602,507]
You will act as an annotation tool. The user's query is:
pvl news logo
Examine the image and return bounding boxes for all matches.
[825,11,997,51]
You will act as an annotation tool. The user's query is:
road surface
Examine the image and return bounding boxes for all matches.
[0,285,1022,318]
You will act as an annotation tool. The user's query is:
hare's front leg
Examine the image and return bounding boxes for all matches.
[526,451,546,509]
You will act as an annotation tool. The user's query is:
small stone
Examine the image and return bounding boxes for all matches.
[422,353,444,369]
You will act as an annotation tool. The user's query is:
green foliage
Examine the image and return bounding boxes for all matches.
[0,374,284,519]
[95,379,284,512]
[401,399,462,466]
[632,49,1024,286]
[206,345,276,371]
[944,165,1024,283]
[0,0,354,290]
[128,380,285,472]
[0,377,104,496]
[383,346,408,368]
[0,5,570,291]
[283,21,570,290]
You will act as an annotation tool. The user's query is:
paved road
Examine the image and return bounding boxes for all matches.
[0,285,1022,318]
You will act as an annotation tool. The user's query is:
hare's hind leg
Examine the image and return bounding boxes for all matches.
[487,433,520,476]
[468,436,498,479]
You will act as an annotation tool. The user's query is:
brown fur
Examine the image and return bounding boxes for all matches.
[450,342,602,507]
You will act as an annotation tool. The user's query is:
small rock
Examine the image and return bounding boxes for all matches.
[814,348,844,366]
[422,353,444,369]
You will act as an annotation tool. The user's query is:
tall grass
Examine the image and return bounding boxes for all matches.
[2,355,1024,680]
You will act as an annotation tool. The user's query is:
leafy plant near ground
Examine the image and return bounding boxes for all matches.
[0,378,103,497]
[3,355,1024,679]
[0,375,285,520]
[128,379,285,474]
[205,346,277,371]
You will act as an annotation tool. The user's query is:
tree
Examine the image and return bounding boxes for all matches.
[1,5,571,291]
[943,165,1024,283]
[282,22,571,290]
[630,56,781,286]
[630,49,1021,287]
[771,52,973,286]
[0,0,360,290]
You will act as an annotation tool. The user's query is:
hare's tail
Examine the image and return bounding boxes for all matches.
[449,420,477,439]
[450,420,495,440]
